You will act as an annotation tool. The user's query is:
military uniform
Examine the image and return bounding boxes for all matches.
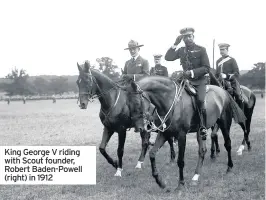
[216,43,242,108]
[150,64,168,77]
[165,27,210,132]
[165,43,210,107]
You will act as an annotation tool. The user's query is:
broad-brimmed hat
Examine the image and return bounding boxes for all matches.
[180,27,195,36]
[218,43,230,49]
[124,40,144,50]
[153,54,163,59]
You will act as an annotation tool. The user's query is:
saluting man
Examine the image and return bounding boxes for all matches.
[216,43,243,109]
[150,54,168,77]
[165,27,210,135]
[123,40,149,80]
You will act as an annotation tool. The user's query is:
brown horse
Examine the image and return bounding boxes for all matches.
[126,75,246,190]
[76,61,175,176]
[209,76,256,158]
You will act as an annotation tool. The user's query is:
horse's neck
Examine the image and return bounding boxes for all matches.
[147,88,176,116]
[92,71,118,111]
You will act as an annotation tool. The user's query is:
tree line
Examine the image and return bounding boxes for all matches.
[0,59,264,96]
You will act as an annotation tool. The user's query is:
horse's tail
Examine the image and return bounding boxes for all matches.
[227,92,247,124]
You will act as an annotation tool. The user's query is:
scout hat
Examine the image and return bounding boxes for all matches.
[180,27,195,35]
[124,40,144,50]
[218,43,230,49]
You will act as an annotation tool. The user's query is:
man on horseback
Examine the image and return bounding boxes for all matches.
[216,43,243,110]
[150,54,168,77]
[165,27,210,135]
[123,40,150,80]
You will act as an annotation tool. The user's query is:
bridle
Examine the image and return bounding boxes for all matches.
[77,68,121,118]
[134,78,186,133]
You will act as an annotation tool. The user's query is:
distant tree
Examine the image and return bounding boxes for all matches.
[33,77,50,95]
[48,76,68,95]
[4,68,36,96]
[240,62,265,89]
[96,57,120,81]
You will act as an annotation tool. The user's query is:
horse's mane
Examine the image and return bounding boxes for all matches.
[90,68,118,87]
[138,76,175,92]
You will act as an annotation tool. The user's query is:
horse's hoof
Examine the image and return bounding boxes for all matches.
[114,168,122,177]
[179,180,185,186]
[155,175,166,189]
[135,161,143,169]
[210,154,216,160]
[163,187,171,193]
[248,146,252,151]
[226,167,233,173]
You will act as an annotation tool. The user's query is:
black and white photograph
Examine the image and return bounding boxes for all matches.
[0,0,265,199]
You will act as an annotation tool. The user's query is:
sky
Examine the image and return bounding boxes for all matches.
[0,0,265,78]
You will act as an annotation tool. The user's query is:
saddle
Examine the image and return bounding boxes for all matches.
[184,80,209,96]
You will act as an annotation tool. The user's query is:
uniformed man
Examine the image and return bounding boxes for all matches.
[165,27,210,135]
[150,54,168,77]
[215,43,243,109]
[123,40,149,80]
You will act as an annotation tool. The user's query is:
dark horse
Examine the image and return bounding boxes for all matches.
[76,61,175,176]
[126,75,246,189]
[209,74,256,158]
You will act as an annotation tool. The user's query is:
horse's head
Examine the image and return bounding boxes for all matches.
[126,81,155,133]
[77,61,97,109]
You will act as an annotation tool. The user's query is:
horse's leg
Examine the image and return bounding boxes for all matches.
[114,130,127,177]
[237,122,246,155]
[149,132,167,189]
[192,129,207,185]
[245,107,254,151]
[99,127,117,169]
[136,130,151,169]
[168,137,176,163]
[218,116,233,173]
[177,132,187,186]
[210,123,220,159]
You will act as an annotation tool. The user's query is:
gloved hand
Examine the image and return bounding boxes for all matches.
[228,74,234,80]
[220,73,227,79]
[183,70,192,78]
[174,35,183,45]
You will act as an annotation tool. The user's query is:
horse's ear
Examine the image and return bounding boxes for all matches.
[77,62,82,72]
[84,60,90,72]
[131,81,138,92]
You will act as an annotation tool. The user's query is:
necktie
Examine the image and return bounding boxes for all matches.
[132,57,135,62]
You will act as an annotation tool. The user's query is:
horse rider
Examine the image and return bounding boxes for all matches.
[165,27,210,136]
[150,54,168,77]
[215,43,243,110]
[122,40,150,81]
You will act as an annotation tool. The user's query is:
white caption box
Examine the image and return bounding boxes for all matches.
[0,146,96,185]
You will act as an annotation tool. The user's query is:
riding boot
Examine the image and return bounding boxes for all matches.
[199,109,207,140]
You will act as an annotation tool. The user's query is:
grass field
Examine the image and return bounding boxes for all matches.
[0,95,265,200]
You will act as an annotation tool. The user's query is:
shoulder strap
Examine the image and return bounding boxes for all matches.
[218,57,231,67]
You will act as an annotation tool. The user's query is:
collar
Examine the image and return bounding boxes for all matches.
[132,54,139,61]
[185,43,196,50]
